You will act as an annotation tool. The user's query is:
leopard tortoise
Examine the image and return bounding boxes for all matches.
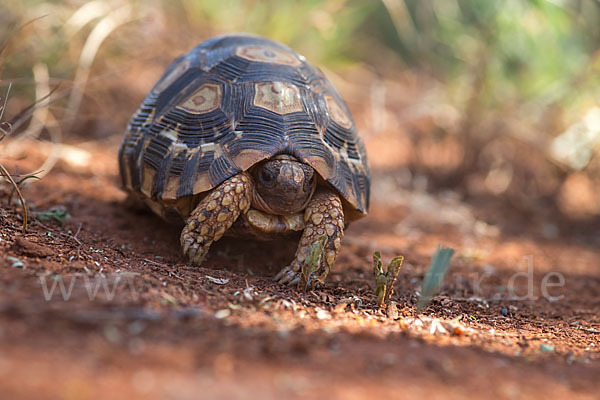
[118,34,370,288]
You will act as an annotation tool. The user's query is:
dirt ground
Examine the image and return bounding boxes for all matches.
[0,137,599,400]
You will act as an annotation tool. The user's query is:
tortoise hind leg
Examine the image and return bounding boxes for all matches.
[181,172,253,264]
[274,189,345,289]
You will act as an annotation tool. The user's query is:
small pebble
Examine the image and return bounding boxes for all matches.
[501,308,508,316]
[215,309,231,319]
[540,343,555,353]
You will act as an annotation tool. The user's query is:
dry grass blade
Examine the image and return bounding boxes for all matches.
[5,84,60,134]
[65,1,113,36]
[66,4,133,130]
[33,111,62,179]
[0,163,28,233]
[5,63,50,152]
[0,85,28,234]
[0,17,50,235]
[0,82,11,123]
[8,173,41,204]
[0,15,48,77]
[0,84,11,142]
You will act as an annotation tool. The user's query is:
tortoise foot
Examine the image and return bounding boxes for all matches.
[181,173,252,265]
[274,189,344,290]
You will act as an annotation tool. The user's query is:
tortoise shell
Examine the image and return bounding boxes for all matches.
[118,34,370,220]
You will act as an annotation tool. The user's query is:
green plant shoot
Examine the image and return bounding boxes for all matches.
[373,252,404,307]
[417,245,455,312]
[300,235,327,290]
[36,207,70,228]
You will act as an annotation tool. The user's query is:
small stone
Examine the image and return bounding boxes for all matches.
[316,309,331,320]
[334,299,351,313]
[215,309,231,319]
[235,185,244,193]
[200,226,210,235]
[501,308,508,316]
[206,200,217,211]
[386,301,399,319]
[197,214,207,222]
[540,343,555,353]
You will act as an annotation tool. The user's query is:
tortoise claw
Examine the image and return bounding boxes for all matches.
[183,239,193,255]
[274,266,290,282]
[275,266,299,285]
[187,247,198,263]
[287,275,301,287]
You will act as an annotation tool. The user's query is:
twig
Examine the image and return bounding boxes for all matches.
[73,222,82,239]
[4,84,60,134]
[7,173,41,204]
[0,82,11,122]
[34,219,82,246]
[143,258,166,267]
[5,63,50,152]
[0,15,49,75]
[27,110,62,180]
[0,163,28,233]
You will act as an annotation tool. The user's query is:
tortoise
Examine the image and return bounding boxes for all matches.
[118,34,370,288]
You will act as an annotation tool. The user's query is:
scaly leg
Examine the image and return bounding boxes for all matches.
[274,189,345,289]
[181,172,252,264]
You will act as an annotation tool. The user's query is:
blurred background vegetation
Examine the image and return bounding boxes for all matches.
[1,0,600,227]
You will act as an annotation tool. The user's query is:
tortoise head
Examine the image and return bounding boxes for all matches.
[251,155,316,215]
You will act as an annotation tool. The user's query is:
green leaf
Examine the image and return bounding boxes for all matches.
[373,252,404,307]
[35,207,70,228]
[205,276,229,285]
[300,235,327,289]
[373,251,383,275]
[417,245,455,312]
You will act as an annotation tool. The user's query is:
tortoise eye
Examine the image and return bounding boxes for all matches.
[303,174,314,192]
[259,168,276,186]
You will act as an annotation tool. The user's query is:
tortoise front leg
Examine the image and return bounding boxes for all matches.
[181,172,252,265]
[274,189,344,288]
